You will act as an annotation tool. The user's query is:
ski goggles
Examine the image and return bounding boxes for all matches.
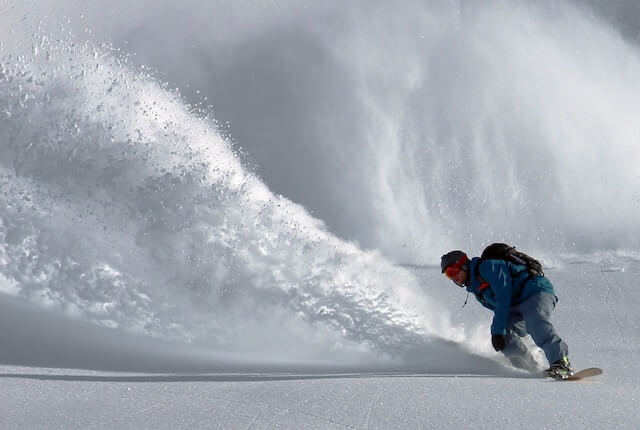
[444,264,461,280]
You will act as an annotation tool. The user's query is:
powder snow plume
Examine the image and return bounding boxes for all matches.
[0,25,461,368]
[5,0,639,372]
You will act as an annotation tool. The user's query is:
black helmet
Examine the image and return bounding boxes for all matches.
[441,250,468,273]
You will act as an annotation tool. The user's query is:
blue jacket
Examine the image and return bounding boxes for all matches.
[466,257,554,335]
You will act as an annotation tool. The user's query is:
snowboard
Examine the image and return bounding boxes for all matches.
[549,367,603,381]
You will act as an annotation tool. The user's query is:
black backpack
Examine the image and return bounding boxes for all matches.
[465,243,544,307]
[476,243,544,278]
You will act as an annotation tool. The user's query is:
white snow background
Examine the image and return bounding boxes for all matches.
[1,0,640,428]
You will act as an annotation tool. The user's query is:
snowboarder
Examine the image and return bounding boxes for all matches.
[441,249,573,378]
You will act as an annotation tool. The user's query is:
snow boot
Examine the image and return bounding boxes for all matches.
[544,357,574,379]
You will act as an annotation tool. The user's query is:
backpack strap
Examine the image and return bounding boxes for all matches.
[471,261,491,305]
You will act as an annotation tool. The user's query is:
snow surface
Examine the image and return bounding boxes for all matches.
[2,0,640,428]
[2,258,640,429]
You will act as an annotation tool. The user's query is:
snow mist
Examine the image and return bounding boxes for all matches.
[0,22,452,366]
[24,0,637,262]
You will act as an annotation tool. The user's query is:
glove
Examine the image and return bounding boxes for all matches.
[491,334,506,352]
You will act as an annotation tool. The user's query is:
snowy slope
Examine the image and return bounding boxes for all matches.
[2,0,640,428]
[1,257,639,429]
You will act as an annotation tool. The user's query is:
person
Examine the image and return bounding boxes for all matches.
[440,249,573,379]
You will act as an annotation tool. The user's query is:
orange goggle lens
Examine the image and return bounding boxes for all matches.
[445,265,460,279]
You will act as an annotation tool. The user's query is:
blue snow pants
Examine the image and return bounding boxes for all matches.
[503,292,569,368]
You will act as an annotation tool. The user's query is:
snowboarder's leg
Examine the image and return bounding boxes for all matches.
[519,292,569,365]
[503,313,538,371]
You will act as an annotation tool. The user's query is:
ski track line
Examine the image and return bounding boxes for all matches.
[181,391,245,430]
[97,388,190,429]
[243,401,270,430]
[600,264,640,362]
[359,377,384,429]
[334,382,365,425]
[98,381,242,429]
[579,410,626,429]
[252,400,358,429]
[181,384,358,430]
[181,384,269,429]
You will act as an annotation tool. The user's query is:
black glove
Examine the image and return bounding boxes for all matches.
[491,334,506,352]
